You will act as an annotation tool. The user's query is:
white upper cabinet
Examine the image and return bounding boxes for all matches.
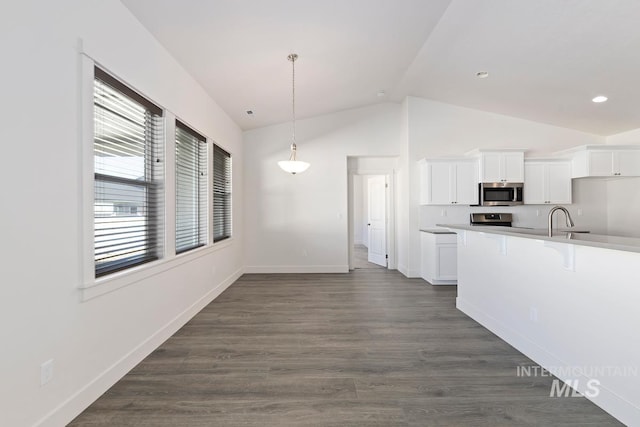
[455,160,479,204]
[475,150,525,182]
[419,159,478,205]
[564,146,640,178]
[524,160,572,205]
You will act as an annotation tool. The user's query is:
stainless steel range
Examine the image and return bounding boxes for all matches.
[470,213,513,227]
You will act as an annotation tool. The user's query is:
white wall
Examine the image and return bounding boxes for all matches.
[396,98,411,275]
[361,177,370,247]
[353,175,365,245]
[407,97,606,276]
[352,175,373,247]
[243,103,402,273]
[0,2,243,426]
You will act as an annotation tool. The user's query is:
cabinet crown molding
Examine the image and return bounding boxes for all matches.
[465,148,528,157]
[553,144,640,158]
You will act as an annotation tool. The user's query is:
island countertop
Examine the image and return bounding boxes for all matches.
[437,224,640,254]
[419,228,456,234]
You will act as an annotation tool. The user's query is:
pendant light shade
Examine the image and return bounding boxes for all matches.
[277,159,310,174]
[278,53,310,174]
[278,144,310,174]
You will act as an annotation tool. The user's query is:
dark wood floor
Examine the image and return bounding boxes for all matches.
[70,270,622,426]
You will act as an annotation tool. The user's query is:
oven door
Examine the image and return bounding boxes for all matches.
[480,183,523,206]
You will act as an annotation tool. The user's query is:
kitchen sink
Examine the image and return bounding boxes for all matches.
[508,227,591,236]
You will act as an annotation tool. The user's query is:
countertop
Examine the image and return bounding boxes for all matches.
[437,224,640,254]
[419,228,456,234]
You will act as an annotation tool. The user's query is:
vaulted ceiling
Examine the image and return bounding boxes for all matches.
[121,0,640,136]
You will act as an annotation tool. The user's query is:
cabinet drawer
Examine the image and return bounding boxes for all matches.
[435,233,457,244]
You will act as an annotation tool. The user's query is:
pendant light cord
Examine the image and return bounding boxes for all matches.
[289,53,298,161]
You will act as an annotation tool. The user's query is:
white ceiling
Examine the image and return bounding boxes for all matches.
[121,0,640,136]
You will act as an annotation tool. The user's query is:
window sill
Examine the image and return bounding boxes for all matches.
[81,238,234,301]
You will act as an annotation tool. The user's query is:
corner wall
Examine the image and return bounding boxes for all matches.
[243,103,402,273]
[0,2,243,426]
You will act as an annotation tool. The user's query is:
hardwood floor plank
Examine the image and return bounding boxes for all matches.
[69,270,623,426]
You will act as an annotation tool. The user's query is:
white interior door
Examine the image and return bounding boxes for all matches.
[367,175,387,267]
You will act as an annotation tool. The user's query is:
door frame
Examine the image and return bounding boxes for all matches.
[348,166,396,271]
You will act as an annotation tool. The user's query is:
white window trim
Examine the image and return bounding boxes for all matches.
[79,46,234,301]
[212,142,233,243]
[82,238,234,301]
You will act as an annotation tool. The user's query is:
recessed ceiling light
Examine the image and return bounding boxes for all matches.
[476,71,489,79]
[592,96,608,103]
[246,110,254,115]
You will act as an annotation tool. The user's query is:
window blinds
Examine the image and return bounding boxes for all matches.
[93,67,164,277]
[213,145,232,242]
[175,121,207,254]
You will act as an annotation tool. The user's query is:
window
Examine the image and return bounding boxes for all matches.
[213,144,232,242]
[175,121,207,254]
[93,67,164,277]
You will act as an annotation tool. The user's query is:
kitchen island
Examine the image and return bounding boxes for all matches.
[440,224,640,426]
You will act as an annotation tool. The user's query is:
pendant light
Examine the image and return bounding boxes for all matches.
[278,53,310,174]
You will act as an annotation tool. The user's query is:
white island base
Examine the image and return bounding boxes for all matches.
[448,227,640,426]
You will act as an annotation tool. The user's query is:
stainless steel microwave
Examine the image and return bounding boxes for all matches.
[479,182,524,206]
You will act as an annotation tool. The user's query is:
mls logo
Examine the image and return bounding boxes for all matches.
[550,379,600,398]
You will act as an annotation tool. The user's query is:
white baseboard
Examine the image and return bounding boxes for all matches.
[35,267,243,427]
[244,265,349,274]
[397,263,408,277]
[405,268,421,278]
[456,297,638,426]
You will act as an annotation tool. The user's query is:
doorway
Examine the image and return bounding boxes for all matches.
[353,174,386,269]
[347,156,397,271]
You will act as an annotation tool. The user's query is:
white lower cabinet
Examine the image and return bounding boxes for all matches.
[420,231,457,285]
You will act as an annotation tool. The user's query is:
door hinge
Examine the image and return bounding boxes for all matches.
[385,183,388,188]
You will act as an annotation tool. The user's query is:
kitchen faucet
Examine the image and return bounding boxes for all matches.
[548,206,574,237]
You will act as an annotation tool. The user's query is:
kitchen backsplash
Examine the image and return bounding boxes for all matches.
[420,178,619,236]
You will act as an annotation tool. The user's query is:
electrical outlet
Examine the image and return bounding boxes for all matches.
[529,307,538,323]
[577,208,583,216]
[536,209,540,217]
[41,359,54,386]
[441,209,447,217]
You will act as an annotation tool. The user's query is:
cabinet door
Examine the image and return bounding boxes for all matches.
[436,245,457,280]
[427,162,453,204]
[420,233,435,281]
[480,153,502,182]
[617,150,640,176]
[546,162,572,204]
[524,162,546,204]
[455,162,479,204]
[588,151,614,176]
[503,152,525,182]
